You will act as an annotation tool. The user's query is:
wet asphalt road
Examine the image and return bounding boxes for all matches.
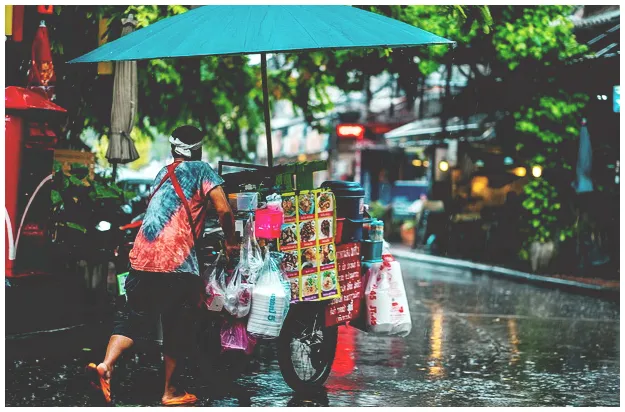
[5,257,620,407]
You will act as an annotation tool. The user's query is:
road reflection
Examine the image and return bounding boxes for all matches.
[507,318,520,365]
[428,303,445,379]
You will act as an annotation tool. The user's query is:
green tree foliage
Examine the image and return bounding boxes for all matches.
[269,6,492,125]
[490,6,588,246]
[44,5,263,161]
[50,161,133,234]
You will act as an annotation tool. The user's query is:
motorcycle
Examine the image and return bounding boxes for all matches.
[116,212,338,392]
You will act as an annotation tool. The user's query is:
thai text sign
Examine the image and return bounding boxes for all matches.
[325,242,362,327]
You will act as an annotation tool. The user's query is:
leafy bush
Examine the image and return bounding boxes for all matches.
[50,161,136,233]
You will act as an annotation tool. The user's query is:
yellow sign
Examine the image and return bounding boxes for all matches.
[5,5,13,36]
[277,189,340,303]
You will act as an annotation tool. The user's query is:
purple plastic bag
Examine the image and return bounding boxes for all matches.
[220,319,257,354]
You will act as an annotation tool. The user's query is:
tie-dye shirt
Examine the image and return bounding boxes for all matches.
[129,161,224,275]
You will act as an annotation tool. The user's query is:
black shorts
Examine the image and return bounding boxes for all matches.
[112,270,203,357]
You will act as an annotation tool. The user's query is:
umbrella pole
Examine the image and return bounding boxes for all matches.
[261,53,273,168]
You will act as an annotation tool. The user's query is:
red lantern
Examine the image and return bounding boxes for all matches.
[28,21,56,100]
[37,5,53,14]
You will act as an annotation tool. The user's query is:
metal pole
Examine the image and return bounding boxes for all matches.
[261,53,273,168]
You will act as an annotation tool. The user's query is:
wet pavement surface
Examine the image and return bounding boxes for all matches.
[5,258,620,407]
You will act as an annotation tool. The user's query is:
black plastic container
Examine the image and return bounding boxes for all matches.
[361,240,383,261]
[321,181,369,241]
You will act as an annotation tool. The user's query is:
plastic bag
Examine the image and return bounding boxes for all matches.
[364,260,412,337]
[382,241,395,263]
[266,193,283,212]
[247,250,290,339]
[220,319,257,354]
[202,254,226,312]
[241,218,263,282]
[224,262,253,318]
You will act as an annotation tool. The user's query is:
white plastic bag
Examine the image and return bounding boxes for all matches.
[247,250,290,339]
[224,262,253,318]
[365,260,412,337]
[203,255,226,312]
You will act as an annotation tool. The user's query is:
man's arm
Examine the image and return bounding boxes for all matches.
[209,186,237,250]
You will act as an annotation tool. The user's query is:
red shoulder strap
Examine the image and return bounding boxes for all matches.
[168,166,199,243]
[148,162,180,203]
[148,161,199,243]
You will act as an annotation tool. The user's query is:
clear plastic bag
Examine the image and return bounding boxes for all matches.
[224,262,253,318]
[220,319,256,354]
[241,217,263,283]
[364,260,412,337]
[382,240,395,263]
[202,254,226,312]
[247,250,290,339]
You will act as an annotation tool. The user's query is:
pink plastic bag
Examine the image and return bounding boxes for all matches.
[220,319,257,355]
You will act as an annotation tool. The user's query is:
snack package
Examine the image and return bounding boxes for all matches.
[247,250,290,339]
[364,260,412,337]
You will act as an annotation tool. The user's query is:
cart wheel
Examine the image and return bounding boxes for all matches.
[277,305,338,392]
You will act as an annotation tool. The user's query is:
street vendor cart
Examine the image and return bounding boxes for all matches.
[69,5,453,392]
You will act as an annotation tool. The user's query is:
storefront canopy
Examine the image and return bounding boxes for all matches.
[5,86,66,112]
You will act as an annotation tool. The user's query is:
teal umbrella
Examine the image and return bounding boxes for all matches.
[69,5,454,167]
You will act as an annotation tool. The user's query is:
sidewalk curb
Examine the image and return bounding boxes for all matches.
[391,249,619,300]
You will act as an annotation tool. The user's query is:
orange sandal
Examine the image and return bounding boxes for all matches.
[162,392,198,406]
[85,363,112,404]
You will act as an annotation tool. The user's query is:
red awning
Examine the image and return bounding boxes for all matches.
[5,86,66,112]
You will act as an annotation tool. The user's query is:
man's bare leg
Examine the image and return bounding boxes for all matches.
[162,354,197,404]
[97,335,134,383]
